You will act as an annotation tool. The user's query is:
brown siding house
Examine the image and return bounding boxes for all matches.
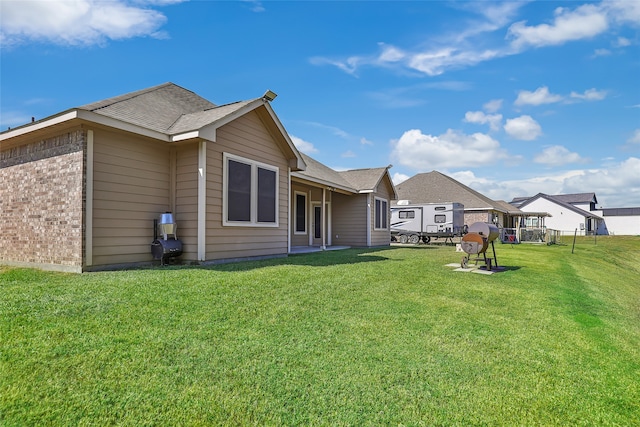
[1,83,397,272]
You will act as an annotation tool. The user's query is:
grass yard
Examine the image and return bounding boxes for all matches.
[1,236,639,425]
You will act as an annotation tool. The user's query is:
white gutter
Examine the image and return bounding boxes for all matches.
[1,109,171,143]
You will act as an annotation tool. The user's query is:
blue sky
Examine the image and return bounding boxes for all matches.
[1,0,639,207]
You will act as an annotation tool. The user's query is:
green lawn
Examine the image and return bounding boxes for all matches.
[1,236,639,425]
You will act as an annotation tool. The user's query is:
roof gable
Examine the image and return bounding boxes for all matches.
[395,171,505,211]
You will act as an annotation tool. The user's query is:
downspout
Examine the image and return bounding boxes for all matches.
[197,140,207,261]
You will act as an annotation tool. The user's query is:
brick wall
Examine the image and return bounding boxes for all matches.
[0,130,85,271]
[464,211,491,226]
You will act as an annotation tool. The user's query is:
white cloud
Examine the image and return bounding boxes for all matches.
[615,36,632,47]
[628,129,640,144]
[569,88,607,101]
[241,0,265,13]
[446,158,640,207]
[392,172,410,185]
[483,99,503,113]
[561,157,640,206]
[515,86,564,106]
[604,0,640,26]
[0,0,181,46]
[390,128,507,170]
[507,4,609,49]
[360,137,374,146]
[534,145,587,166]
[504,115,542,140]
[515,86,607,106]
[464,111,503,131]
[593,48,612,57]
[313,1,638,78]
[378,43,406,63]
[290,135,318,154]
[341,150,356,158]
[407,47,502,77]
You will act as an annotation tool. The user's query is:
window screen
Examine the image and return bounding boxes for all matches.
[257,167,276,223]
[227,160,251,222]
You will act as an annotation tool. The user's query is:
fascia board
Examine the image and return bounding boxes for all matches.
[171,130,201,142]
[1,109,172,143]
[1,110,78,141]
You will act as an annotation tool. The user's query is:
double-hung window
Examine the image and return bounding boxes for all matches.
[224,153,279,226]
[374,197,388,230]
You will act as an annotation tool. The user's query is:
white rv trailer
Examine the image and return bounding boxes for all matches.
[391,202,465,244]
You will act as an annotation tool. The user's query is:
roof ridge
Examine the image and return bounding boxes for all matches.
[80,82,175,111]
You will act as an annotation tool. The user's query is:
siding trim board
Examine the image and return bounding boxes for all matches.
[198,140,207,261]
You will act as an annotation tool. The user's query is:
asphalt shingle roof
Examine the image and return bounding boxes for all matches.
[339,167,390,192]
[296,153,356,192]
[80,83,218,134]
[295,153,395,195]
[395,171,505,211]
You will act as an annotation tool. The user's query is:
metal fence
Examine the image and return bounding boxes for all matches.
[500,228,564,245]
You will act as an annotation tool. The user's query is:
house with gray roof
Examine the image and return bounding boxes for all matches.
[394,171,523,228]
[513,193,639,236]
[514,193,603,235]
[1,83,396,272]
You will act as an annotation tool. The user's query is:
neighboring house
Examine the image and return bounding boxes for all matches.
[0,83,395,272]
[513,193,640,236]
[513,193,603,235]
[394,171,519,228]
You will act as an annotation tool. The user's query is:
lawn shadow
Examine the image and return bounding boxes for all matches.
[203,247,397,272]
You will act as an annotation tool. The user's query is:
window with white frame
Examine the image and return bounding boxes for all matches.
[374,197,388,230]
[294,192,307,234]
[223,153,279,226]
